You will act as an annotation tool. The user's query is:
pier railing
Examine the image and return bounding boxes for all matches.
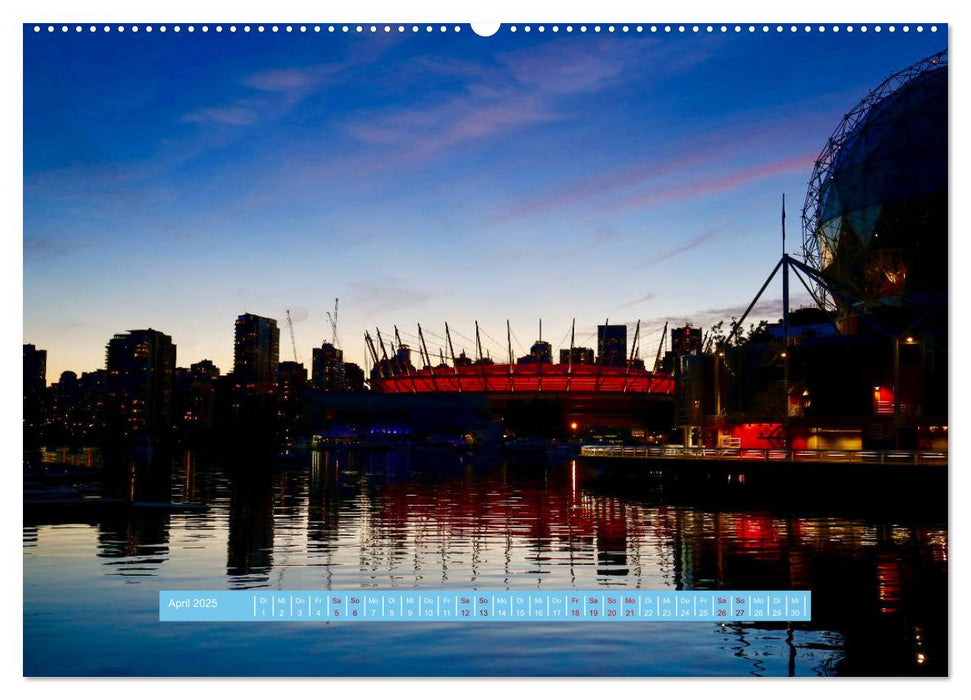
[579,445,947,466]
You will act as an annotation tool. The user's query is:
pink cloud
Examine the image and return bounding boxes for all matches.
[182,64,347,131]
[497,38,643,95]
[499,111,833,223]
[504,147,714,221]
[244,66,341,92]
[342,94,562,172]
[182,106,257,126]
[600,151,818,216]
[338,40,646,171]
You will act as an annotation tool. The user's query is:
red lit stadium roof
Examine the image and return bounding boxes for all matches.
[370,363,675,395]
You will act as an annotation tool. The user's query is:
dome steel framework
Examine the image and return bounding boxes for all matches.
[801,50,947,310]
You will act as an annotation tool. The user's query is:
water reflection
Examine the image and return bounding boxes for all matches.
[307,450,343,559]
[96,512,170,579]
[23,446,946,676]
[226,462,275,586]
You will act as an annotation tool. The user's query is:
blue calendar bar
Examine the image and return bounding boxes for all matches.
[159,590,811,622]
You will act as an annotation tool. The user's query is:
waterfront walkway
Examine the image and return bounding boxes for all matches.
[579,444,948,466]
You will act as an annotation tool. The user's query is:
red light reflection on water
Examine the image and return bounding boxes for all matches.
[876,553,902,614]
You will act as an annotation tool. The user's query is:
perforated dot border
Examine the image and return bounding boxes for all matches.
[30,24,941,35]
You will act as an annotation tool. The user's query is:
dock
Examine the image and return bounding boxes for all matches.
[580,445,947,466]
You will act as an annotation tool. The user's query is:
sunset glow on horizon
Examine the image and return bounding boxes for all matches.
[23,24,946,382]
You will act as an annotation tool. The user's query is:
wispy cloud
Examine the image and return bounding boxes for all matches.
[552,225,620,259]
[24,237,95,258]
[500,113,832,223]
[215,38,711,204]
[503,148,712,221]
[344,95,560,152]
[183,63,347,128]
[287,307,309,324]
[696,294,814,322]
[25,143,190,223]
[598,151,818,216]
[619,292,656,308]
[244,67,332,92]
[642,229,722,268]
[463,225,620,272]
[638,295,816,334]
[496,38,638,95]
[352,278,436,317]
[338,38,647,171]
[182,105,258,126]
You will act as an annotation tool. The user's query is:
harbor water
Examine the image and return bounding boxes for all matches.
[23,447,947,676]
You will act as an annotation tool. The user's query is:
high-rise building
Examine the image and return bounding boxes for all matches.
[277,361,308,431]
[23,344,46,392]
[234,313,280,395]
[277,361,308,402]
[23,344,48,435]
[173,360,222,434]
[518,340,552,365]
[372,344,417,379]
[190,359,220,381]
[78,369,108,438]
[671,325,702,355]
[559,347,595,365]
[105,329,176,438]
[311,342,345,391]
[343,362,366,391]
[659,325,704,374]
[597,325,627,367]
[50,370,80,437]
[395,345,416,373]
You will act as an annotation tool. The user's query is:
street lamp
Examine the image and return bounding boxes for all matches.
[893,335,920,449]
[714,351,725,418]
[780,349,790,448]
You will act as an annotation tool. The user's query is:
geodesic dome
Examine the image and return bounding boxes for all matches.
[802,51,947,309]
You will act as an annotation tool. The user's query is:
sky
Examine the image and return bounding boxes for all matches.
[23,22,948,382]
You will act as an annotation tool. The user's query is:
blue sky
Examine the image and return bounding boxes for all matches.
[23,23,947,380]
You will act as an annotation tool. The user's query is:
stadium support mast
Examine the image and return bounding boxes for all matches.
[567,318,575,390]
[445,323,461,390]
[417,324,430,368]
[375,328,390,364]
[364,331,382,378]
[394,325,417,393]
[624,319,640,392]
[507,320,515,392]
[653,321,668,373]
[417,324,439,391]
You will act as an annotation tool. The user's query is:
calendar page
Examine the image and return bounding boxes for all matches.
[20,3,950,683]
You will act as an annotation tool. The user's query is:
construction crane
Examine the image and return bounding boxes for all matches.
[285,309,299,363]
[326,298,340,348]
